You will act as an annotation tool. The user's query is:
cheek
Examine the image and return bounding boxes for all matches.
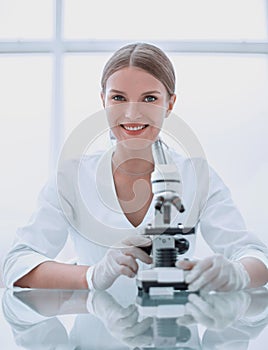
[149,125,163,141]
[109,126,121,141]
[105,105,123,128]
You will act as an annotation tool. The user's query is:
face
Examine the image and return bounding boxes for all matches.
[101,67,176,148]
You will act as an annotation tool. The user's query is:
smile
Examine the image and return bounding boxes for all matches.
[120,124,148,131]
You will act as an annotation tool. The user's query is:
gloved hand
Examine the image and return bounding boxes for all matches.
[176,254,250,292]
[86,236,152,290]
[87,291,153,347]
[176,291,251,330]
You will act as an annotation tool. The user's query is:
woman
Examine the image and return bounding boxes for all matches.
[3,43,268,292]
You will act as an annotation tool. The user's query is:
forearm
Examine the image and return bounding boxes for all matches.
[239,257,268,288]
[14,261,89,289]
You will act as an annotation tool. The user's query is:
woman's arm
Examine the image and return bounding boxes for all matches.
[240,257,268,289]
[14,235,153,290]
[14,261,89,289]
[3,174,76,288]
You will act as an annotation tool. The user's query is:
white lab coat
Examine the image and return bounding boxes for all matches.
[2,146,268,291]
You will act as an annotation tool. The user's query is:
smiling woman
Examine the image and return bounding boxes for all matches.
[100,43,176,162]
[2,42,268,293]
[103,67,173,144]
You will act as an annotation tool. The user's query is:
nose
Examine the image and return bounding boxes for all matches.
[125,102,142,120]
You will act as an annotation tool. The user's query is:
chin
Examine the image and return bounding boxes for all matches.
[117,138,155,152]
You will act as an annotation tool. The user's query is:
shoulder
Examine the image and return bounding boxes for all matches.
[167,147,210,175]
[58,149,107,175]
[56,149,110,197]
[80,150,107,169]
[166,146,230,199]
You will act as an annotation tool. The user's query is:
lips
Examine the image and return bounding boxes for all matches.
[120,123,149,132]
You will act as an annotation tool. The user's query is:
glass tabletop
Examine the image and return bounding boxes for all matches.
[1,287,268,349]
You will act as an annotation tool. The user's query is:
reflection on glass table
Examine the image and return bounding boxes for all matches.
[2,287,268,349]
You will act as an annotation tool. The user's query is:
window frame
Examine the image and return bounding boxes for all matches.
[0,0,268,172]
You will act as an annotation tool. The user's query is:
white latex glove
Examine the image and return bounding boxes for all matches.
[87,291,153,347]
[176,254,250,292]
[176,291,251,330]
[86,236,152,290]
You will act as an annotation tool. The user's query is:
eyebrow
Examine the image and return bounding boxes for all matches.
[141,90,161,96]
[108,89,161,95]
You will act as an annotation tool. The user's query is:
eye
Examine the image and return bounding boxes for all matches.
[144,95,157,103]
[112,95,126,101]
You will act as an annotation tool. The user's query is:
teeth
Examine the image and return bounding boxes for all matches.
[123,125,146,131]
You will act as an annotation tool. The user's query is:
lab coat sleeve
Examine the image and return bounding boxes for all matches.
[2,175,73,288]
[199,166,268,267]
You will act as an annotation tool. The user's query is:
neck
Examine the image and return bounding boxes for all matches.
[112,144,154,176]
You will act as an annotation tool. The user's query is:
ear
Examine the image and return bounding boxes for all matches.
[165,94,176,118]
[100,91,105,108]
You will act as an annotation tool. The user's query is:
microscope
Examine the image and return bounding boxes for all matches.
[136,139,195,294]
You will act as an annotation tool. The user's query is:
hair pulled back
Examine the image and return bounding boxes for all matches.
[101,42,176,96]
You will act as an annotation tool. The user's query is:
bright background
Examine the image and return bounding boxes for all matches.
[0,0,268,287]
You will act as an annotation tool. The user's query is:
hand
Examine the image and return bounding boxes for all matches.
[87,236,152,290]
[176,254,250,292]
[87,291,153,347]
[176,291,251,330]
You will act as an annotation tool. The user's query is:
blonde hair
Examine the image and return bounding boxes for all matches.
[101,42,176,96]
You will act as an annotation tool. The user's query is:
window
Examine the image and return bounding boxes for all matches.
[0,0,53,39]
[64,0,268,41]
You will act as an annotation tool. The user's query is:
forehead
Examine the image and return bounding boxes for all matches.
[105,66,166,92]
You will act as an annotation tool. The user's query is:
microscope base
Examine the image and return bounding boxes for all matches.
[136,267,188,294]
[137,281,188,294]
